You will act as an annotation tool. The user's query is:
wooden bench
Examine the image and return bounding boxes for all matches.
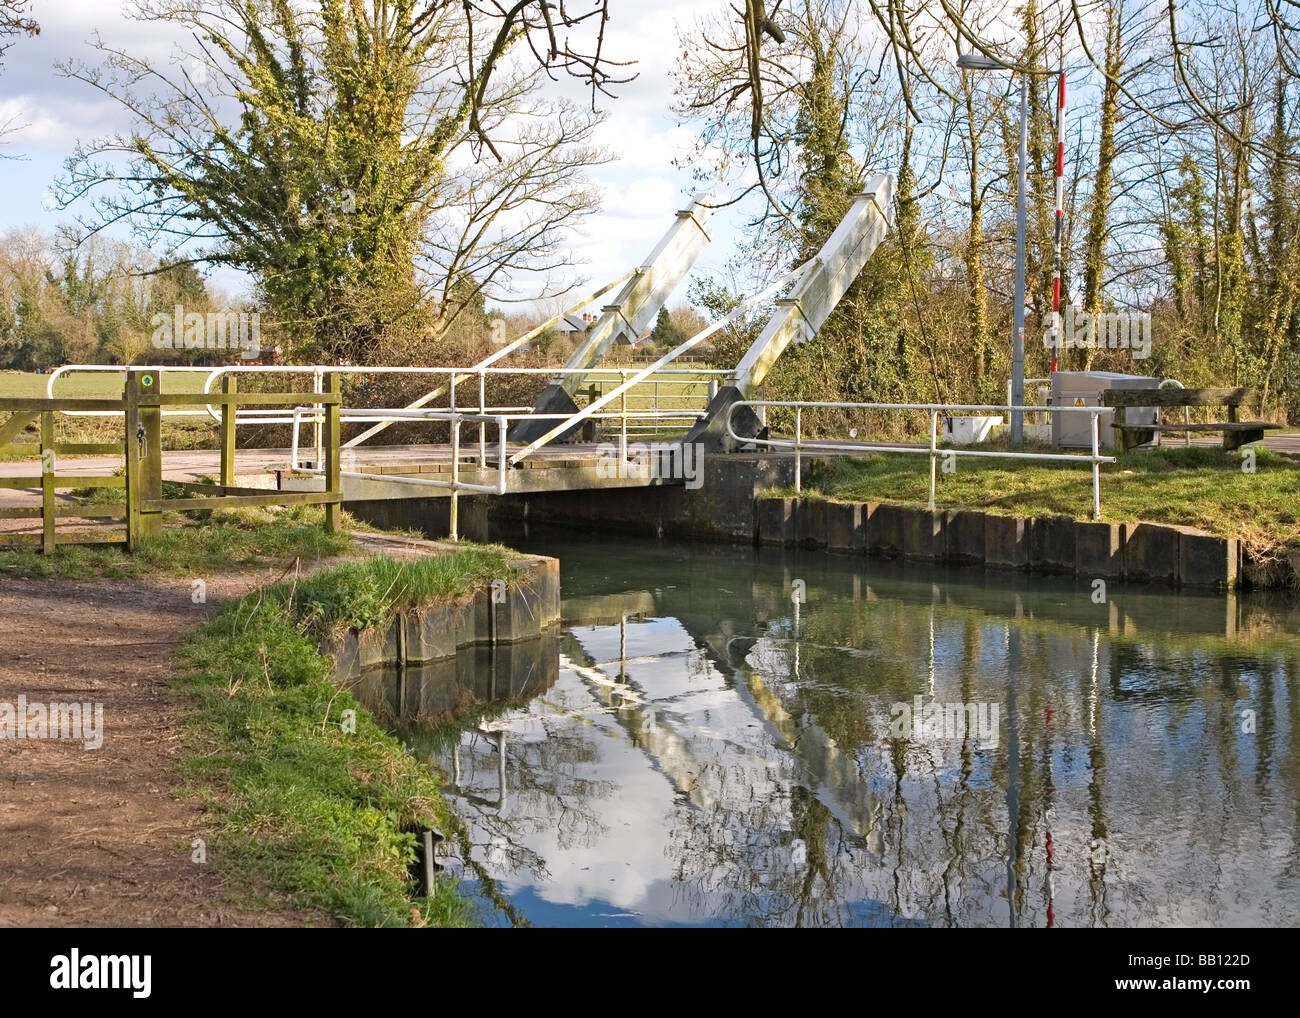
[1100,386,1281,451]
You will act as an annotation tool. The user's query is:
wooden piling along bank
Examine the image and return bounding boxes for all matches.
[0,368,344,551]
[757,496,1244,591]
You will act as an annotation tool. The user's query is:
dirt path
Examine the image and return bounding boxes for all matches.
[0,563,333,927]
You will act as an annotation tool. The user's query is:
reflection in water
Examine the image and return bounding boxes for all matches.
[373,531,1300,927]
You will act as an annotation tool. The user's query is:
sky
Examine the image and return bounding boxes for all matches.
[0,0,751,312]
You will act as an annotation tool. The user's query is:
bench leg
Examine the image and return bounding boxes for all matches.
[1224,429,1263,451]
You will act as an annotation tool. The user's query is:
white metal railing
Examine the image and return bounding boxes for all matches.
[46,363,726,423]
[295,410,513,538]
[1158,378,1190,447]
[45,361,721,464]
[43,359,710,452]
[726,400,1118,520]
[289,404,708,539]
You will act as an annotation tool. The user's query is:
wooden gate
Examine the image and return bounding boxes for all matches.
[0,369,342,552]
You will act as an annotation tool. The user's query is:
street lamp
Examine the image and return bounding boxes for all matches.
[956,53,1004,71]
[958,51,1064,445]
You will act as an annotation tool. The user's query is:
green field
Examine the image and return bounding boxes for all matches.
[0,369,224,458]
[0,369,215,398]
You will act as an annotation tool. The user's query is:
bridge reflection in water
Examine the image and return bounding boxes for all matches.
[355,529,1300,928]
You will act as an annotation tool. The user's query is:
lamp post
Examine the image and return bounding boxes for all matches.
[958,52,1063,445]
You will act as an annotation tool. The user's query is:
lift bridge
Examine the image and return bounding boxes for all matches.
[8,175,891,547]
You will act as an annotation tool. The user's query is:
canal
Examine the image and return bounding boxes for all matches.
[365,527,1300,927]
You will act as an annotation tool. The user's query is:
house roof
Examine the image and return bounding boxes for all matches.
[556,315,589,332]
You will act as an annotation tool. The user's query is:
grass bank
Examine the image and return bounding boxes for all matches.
[174,548,512,927]
[279,547,513,636]
[799,445,1300,557]
[0,504,353,579]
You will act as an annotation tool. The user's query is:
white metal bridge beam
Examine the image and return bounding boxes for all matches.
[734,173,893,394]
[686,172,894,450]
[509,193,714,443]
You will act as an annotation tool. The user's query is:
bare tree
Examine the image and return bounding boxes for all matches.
[0,0,36,65]
[673,0,897,264]
[422,90,610,335]
[0,0,39,151]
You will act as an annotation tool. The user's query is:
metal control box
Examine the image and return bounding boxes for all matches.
[1050,372,1159,449]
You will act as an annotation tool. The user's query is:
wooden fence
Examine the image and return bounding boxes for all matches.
[0,368,342,552]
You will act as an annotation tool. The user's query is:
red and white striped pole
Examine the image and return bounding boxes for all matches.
[1050,70,1066,373]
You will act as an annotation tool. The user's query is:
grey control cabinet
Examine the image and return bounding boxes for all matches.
[1050,372,1159,449]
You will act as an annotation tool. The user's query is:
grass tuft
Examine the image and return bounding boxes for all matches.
[273,547,512,635]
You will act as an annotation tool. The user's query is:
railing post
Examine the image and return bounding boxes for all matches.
[497,418,508,495]
[139,370,161,540]
[312,366,323,467]
[619,370,628,460]
[324,372,341,534]
[220,374,237,487]
[290,407,302,471]
[928,410,938,511]
[40,410,55,555]
[123,369,161,548]
[1091,409,1102,521]
[478,369,487,467]
[124,373,140,550]
[449,417,460,541]
[794,406,802,493]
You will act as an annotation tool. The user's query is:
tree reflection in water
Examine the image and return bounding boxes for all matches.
[367,536,1300,928]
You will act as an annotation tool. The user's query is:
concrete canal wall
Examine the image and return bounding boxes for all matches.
[345,455,1279,591]
[345,451,789,544]
[325,553,561,685]
[753,497,1242,591]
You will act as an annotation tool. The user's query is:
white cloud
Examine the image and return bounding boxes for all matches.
[1,1,190,150]
[604,175,677,219]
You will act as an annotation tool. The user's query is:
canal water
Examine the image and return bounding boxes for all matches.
[366,527,1300,928]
